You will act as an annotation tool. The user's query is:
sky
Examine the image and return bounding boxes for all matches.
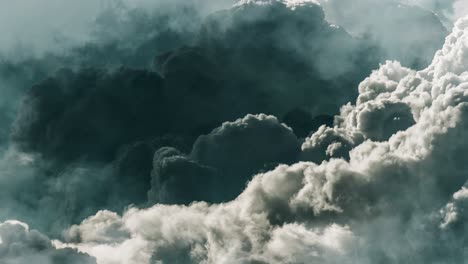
[2,0,468,263]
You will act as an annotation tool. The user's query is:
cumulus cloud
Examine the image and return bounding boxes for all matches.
[148,114,301,204]
[300,125,364,162]
[4,0,368,231]
[50,12,468,264]
[16,0,370,162]
[11,0,375,160]
[190,114,301,196]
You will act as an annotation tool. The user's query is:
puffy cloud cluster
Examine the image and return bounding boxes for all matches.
[0,220,95,264]
[51,13,468,264]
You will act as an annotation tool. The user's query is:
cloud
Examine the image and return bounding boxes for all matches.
[318,0,448,68]
[190,114,301,198]
[0,0,235,61]
[0,220,95,264]
[300,125,364,162]
[4,0,368,231]
[0,0,235,147]
[11,67,166,162]
[148,114,301,204]
[51,13,468,264]
[3,1,468,263]
[405,0,468,24]
[148,147,219,204]
[11,0,375,162]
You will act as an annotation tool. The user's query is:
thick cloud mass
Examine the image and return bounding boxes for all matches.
[148,114,301,204]
[12,68,164,161]
[148,147,219,204]
[12,0,376,161]
[51,13,468,264]
[4,0,373,228]
[191,114,300,188]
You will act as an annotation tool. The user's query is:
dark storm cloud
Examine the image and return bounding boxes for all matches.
[148,147,219,205]
[12,67,165,162]
[5,0,370,231]
[282,109,334,138]
[148,114,301,204]
[190,114,300,198]
[0,0,233,145]
[12,0,377,160]
[0,0,220,153]
[191,0,379,115]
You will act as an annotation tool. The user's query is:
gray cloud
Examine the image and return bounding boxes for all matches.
[147,114,301,205]
[148,147,219,205]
